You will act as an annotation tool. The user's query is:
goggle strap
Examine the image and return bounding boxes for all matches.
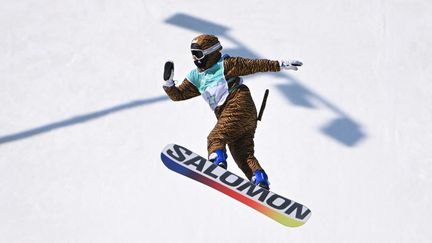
[202,42,221,55]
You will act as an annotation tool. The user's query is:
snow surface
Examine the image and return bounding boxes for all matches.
[1,0,432,242]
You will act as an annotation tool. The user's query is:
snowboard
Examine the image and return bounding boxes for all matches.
[160,143,311,227]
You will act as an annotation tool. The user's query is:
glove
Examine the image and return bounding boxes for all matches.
[279,59,303,71]
[163,61,175,87]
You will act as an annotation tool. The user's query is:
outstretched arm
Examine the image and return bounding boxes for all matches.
[223,57,302,79]
[224,57,280,78]
[162,61,200,101]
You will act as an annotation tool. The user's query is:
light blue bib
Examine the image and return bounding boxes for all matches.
[186,57,229,110]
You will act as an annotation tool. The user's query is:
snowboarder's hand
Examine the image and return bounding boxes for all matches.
[279,60,303,71]
[163,61,175,87]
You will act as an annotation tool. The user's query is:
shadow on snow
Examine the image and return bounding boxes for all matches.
[0,96,169,145]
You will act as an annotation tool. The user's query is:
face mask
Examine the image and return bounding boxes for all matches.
[194,56,208,69]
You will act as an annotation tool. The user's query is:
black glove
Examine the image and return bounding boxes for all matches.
[163,61,174,87]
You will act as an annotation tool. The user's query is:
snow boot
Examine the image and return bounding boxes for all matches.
[252,169,270,190]
[209,149,228,169]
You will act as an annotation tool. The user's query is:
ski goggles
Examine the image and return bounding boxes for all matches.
[191,42,222,60]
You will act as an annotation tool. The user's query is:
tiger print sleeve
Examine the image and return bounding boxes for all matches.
[223,57,281,79]
[163,78,201,101]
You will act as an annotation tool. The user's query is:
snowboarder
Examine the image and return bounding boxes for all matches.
[162,34,302,190]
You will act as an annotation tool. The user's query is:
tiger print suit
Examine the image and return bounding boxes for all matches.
[163,34,280,180]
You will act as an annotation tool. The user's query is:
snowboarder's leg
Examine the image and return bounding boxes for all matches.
[207,106,244,169]
[207,85,262,173]
[207,123,230,169]
[228,134,270,189]
[228,134,261,179]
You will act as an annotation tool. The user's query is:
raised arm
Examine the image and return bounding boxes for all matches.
[163,78,201,101]
[162,61,200,101]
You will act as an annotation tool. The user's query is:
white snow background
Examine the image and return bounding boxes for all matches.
[1,0,431,242]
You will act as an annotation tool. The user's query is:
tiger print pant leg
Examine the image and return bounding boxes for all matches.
[207,85,264,179]
[228,133,263,180]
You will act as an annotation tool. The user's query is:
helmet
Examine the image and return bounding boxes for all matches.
[190,34,222,70]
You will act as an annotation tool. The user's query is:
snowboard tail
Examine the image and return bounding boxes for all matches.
[160,143,311,227]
